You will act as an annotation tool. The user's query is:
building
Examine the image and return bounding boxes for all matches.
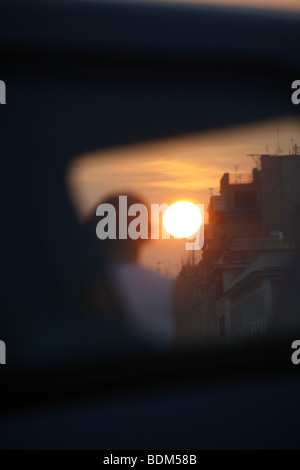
[180,154,300,344]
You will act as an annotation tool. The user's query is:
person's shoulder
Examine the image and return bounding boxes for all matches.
[112,263,173,290]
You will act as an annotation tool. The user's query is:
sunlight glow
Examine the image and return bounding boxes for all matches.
[163,201,202,238]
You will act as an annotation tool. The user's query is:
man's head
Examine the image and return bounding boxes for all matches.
[87,193,150,264]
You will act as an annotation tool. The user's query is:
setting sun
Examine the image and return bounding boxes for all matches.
[163,201,202,239]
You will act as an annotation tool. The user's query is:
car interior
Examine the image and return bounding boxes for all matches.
[0,0,300,449]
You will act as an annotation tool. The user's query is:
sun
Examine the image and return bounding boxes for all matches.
[163,201,202,238]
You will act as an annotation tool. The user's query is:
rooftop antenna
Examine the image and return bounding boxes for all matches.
[208,187,213,198]
[181,254,184,267]
[291,138,295,155]
[167,261,171,278]
[247,154,260,168]
[276,128,281,154]
[234,164,238,184]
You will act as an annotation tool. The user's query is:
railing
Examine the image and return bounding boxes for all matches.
[229,173,252,184]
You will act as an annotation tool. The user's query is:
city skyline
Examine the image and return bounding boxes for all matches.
[68,117,299,275]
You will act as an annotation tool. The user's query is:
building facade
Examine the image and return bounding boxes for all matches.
[178,154,300,344]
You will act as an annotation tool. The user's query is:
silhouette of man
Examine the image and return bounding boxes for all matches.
[92,193,175,348]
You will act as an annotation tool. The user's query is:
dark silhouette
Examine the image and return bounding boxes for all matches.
[85,193,175,348]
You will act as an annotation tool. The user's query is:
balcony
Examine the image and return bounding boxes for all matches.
[229,173,253,185]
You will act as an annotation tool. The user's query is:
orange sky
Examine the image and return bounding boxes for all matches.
[141,0,300,13]
[67,117,299,276]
